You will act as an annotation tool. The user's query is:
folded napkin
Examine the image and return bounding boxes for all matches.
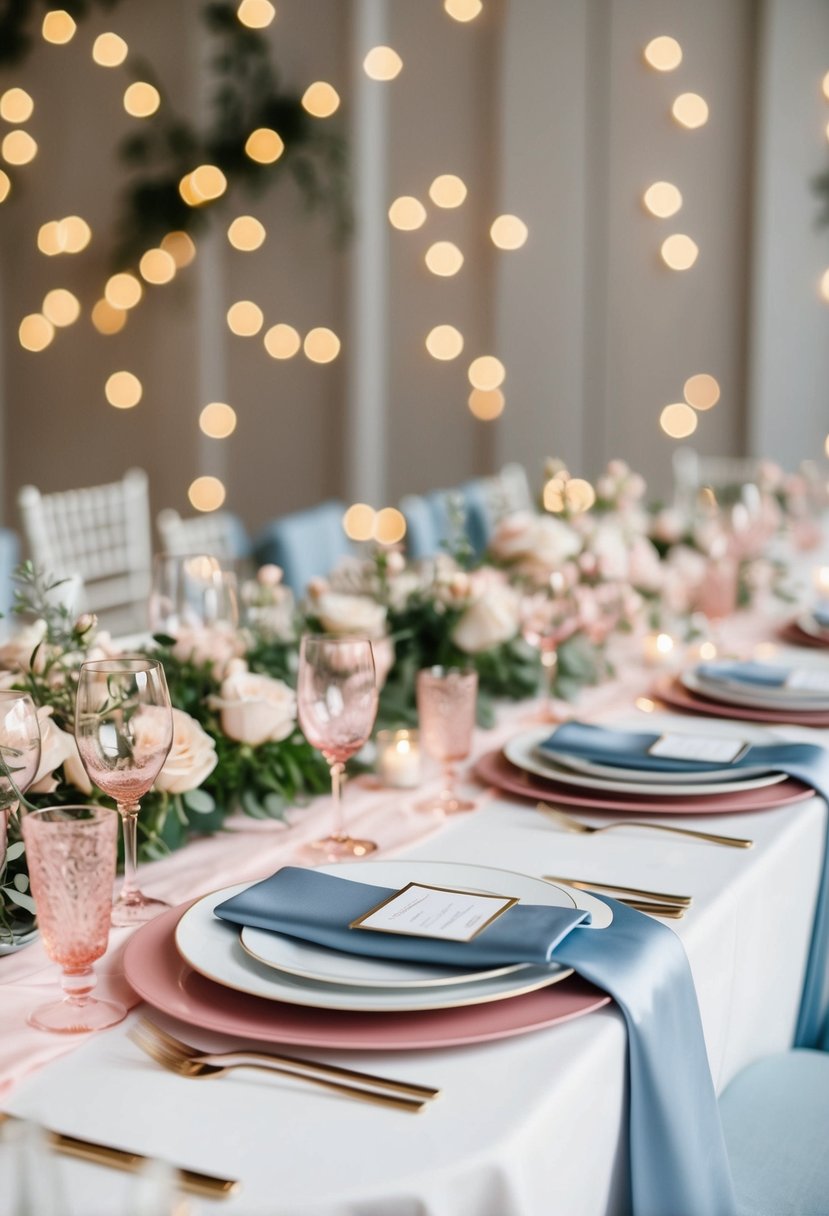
[217,867,736,1216]
[814,603,829,629]
[696,660,793,688]
[541,721,829,1048]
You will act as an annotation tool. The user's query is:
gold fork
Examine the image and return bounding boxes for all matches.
[537,802,753,849]
[129,1020,437,1114]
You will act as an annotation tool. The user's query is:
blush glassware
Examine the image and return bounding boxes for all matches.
[296,634,379,860]
[21,805,126,1033]
[75,658,173,926]
[415,666,478,814]
[148,553,239,635]
[0,690,42,860]
[519,574,577,722]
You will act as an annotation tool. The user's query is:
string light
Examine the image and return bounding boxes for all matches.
[105,272,142,310]
[374,507,406,544]
[0,171,10,204]
[660,402,698,438]
[42,288,80,327]
[199,402,237,438]
[683,373,720,411]
[42,10,76,44]
[444,0,483,21]
[61,216,92,253]
[543,476,595,513]
[18,314,54,352]
[388,196,427,230]
[425,241,463,275]
[643,36,682,71]
[304,327,341,362]
[490,214,528,249]
[105,371,142,409]
[468,388,504,420]
[178,174,201,206]
[244,128,284,164]
[227,300,264,336]
[227,215,266,251]
[161,231,196,267]
[363,46,403,81]
[429,174,467,208]
[124,82,160,118]
[264,323,301,358]
[190,164,227,201]
[643,182,682,218]
[672,93,709,129]
[468,355,505,390]
[342,503,376,542]
[91,299,127,335]
[2,130,37,165]
[139,248,176,284]
[661,234,698,270]
[0,88,34,123]
[426,324,464,360]
[189,476,226,512]
[301,82,340,118]
[237,0,276,28]
[92,33,128,67]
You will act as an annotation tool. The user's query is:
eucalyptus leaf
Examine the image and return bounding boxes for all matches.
[183,789,216,814]
[13,873,29,892]
[4,842,25,862]
[6,889,36,914]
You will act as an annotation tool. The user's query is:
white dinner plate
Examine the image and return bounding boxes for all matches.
[682,668,829,713]
[796,613,829,643]
[505,727,788,797]
[542,749,774,786]
[238,860,611,990]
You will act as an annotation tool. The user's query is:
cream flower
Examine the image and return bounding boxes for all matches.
[151,708,217,795]
[29,706,92,796]
[489,513,581,575]
[215,671,297,747]
[316,593,388,640]
[0,620,47,673]
[172,624,245,677]
[451,583,520,654]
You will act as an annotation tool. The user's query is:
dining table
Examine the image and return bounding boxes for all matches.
[1,595,828,1216]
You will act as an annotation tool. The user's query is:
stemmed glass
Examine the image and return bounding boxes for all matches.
[74,658,173,926]
[296,635,379,860]
[21,805,126,1032]
[519,573,576,722]
[416,666,478,814]
[148,554,239,634]
[0,691,42,861]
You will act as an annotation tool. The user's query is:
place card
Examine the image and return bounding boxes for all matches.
[785,668,829,694]
[648,733,749,764]
[350,882,517,942]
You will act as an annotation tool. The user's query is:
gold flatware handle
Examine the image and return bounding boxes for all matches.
[613,821,754,849]
[622,900,685,919]
[205,1050,439,1101]
[544,874,692,906]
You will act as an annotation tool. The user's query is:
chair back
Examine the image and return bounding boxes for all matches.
[157,508,251,562]
[0,528,21,632]
[17,469,152,632]
[252,501,353,596]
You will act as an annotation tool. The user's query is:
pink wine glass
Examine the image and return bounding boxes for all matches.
[519,576,576,723]
[75,658,173,926]
[21,805,126,1033]
[296,634,379,860]
[416,666,478,814]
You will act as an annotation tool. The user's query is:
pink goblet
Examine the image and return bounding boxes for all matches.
[416,666,478,814]
[519,576,576,723]
[21,805,126,1033]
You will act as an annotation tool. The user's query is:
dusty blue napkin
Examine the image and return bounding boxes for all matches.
[814,602,829,629]
[697,660,792,688]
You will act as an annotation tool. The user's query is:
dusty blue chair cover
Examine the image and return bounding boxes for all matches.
[719,1050,829,1216]
[252,501,352,596]
[0,528,21,618]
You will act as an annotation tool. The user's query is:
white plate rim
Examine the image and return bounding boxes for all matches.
[796,613,829,642]
[682,668,829,712]
[541,748,774,786]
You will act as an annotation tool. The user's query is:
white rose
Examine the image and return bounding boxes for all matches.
[488,512,538,562]
[151,708,218,795]
[172,624,245,676]
[370,636,395,690]
[627,536,664,593]
[589,523,630,582]
[216,671,297,747]
[316,593,387,640]
[29,706,93,795]
[0,620,47,673]
[451,584,520,654]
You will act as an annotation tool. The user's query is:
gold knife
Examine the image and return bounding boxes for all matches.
[543,875,692,907]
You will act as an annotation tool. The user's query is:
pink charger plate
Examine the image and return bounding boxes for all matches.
[123,903,610,1051]
[475,748,813,815]
[779,622,829,650]
[654,675,829,728]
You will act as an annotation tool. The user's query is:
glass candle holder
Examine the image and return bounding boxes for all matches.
[376,729,421,789]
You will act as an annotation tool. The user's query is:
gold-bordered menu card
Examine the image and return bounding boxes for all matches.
[350,882,518,943]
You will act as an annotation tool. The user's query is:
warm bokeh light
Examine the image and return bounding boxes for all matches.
[105,272,142,310]
[244,128,284,164]
[190,164,227,201]
[237,0,276,28]
[363,46,403,81]
[0,88,34,123]
[179,173,201,207]
[388,195,427,230]
[227,300,264,336]
[342,503,376,542]
[199,402,237,438]
[444,0,482,21]
[42,10,76,44]
[264,323,301,359]
[661,233,698,270]
[227,215,266,251]
[468,355,505,390]
[374,507,406,545]
[426,324,464,360]
[123,82,160,118]
[304,327,341,363]
[0,170,10,204]
[105,370,142,409]
[565,478,596,513]
[161,230,196,267]
[468,388,505,421]
[672,93,709,129]
[660,402,698,438]
[823,72,829,101]
[18,314,54,352]
[825,434,829,458]
[302,81,340,118]
[62,215,92,253]
[429,174,467,208]
[92,32,128,67]
[425,241,463,276]
[542,477,568,513]
[38,221,63,255]
[188,476,226,513]
[643,181,682,218]
[2,130,37,165]
[42,288,80,327]
[683,373,721,411]
[91,299,127,335]
[643,35,682,71]
[139,248,176,285]
[490,214,528,250]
